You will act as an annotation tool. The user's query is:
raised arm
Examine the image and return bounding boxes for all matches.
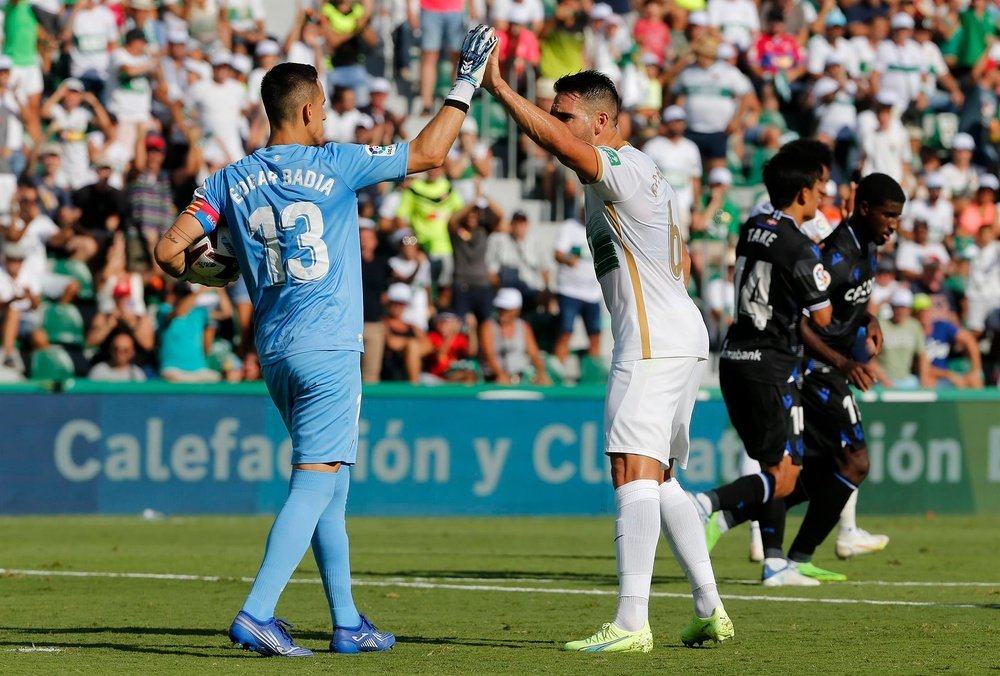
[407,26,498,174]
[482,47,599,183]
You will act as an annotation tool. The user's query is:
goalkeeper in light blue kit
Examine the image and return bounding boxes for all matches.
[154,27,499,657]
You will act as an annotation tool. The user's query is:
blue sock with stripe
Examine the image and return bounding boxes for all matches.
[312,468,362,629]
[242,469,339,620]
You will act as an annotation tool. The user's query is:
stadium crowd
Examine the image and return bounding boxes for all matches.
[0,0,998,387]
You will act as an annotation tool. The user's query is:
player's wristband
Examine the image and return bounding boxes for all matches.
[445,80,476,110]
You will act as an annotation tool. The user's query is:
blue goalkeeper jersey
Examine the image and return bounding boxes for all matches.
[189,142,409,365]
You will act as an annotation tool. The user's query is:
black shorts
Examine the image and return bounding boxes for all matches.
[719,362,804,466]
[801,362,867,457]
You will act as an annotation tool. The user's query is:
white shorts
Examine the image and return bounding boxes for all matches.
[604,356,706,469]
[965,295,1000,332]
[10,64,43,102]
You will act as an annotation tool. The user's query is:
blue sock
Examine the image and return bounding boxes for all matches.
[242,469,338,620]
[312,468,362,629]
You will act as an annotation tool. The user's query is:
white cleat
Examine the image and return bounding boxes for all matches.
[748,521,764,563]
[761,558,821,587]
[836,527,890,559]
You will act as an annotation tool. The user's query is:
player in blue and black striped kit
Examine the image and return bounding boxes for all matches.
[155,27,498,657]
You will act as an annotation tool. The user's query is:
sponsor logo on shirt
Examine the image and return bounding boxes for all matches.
[365,144,397,157]
[813,263,831,292]
[720,348,763,361]
[600,147,621,167]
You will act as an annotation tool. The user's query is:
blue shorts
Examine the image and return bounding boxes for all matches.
[685,130,728,161]
[420,10,465,53]
[557,294,602,335]
[263,350,362,465]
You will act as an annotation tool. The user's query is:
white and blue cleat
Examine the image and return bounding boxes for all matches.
[331,614,396,653]
[228,611,313,657]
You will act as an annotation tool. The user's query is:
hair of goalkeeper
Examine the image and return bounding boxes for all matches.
[261,63,323,129]
[553,70,621,120]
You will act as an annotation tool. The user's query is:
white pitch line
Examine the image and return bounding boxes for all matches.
[0,568,993,609]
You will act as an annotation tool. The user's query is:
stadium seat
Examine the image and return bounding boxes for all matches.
[50,258,95,300]
[42,303,85,346]
[206,339,236,373]
[30,345,76,381]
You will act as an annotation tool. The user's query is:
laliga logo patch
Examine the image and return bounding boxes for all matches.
[365,144,397,157]
[813,263,831,291]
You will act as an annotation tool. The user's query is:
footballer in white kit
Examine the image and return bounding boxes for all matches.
[482,56,732,653]
[583,144,710,467]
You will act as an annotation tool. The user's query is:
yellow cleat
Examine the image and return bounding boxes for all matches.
[563,622,653,653]
[680,607,735,647]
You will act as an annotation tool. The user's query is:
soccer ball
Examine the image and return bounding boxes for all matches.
[185,225,240,287]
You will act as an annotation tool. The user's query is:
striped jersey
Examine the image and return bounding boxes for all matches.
[583,144,709,363]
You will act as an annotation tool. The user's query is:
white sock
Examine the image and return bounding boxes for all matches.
[740,452,762,476]
[612,480,660,632]
[839,490,859,533]
[659,479,723,619]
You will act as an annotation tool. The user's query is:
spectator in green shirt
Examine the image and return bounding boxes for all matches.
[872,288,933,389]
[2,0,43,145]
[539,0,587,80]
[955,0,998,71]
[691,167,741,280]
[395,167,464,307]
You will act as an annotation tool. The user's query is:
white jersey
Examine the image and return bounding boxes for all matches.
[583,144,709,363]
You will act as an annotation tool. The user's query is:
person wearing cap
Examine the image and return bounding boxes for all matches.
[871,13,924,111]
[938,132,981,199]
[859,90,911,182]
[965,217,1000,338]
[485,208,550,310]
[479,287,550,385]
[809,74,858,154]
[445,117,494,203]
[86,268,156,356]
[362,77,405,147]
[870,256,900,316]
[914,292,984,388]
[71,150,129,259]
[32,145,74,222]
[41,78,113,190]
[61,0,120,96]
[583,4,633,87]
[127,130,185,258]
[806,7,859,79]
[705,0,760,52]
[0,238,47,372]
[957,173,1000,238]
[388,227,433,331]
[671,34,755,168]
[871,287,931,389]
[106,28,156,147]
[641,101,704,223]
[380,282,431,383]
[692,167,740,272]
[901,173,953,245]
[189,50,250,161]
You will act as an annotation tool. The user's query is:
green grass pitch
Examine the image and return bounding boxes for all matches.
[1,514,998,674]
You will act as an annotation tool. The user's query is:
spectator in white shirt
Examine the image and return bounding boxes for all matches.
[106,29,157,155]
[642,105,702,236]
[913,18,963,113]
[860,90,910,182]
[965,223,1000,336]
[873,13,925,112]
[553,217,602,367]
[41,78,113,190]
[706,0,760,52]
[902,172,954,245]
[896,219,951,282]
[61,0,120,94]
[938,132,980,199]
[189,52,250,162]
[485,209,550,310]
[89,331,148,382]
[806,8,858,79]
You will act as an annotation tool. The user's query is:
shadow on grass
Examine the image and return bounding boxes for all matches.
[353,569,691,586]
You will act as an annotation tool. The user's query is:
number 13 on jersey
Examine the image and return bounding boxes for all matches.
[249,202,330,286]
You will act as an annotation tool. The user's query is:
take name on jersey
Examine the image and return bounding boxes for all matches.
[721,210,830,382]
